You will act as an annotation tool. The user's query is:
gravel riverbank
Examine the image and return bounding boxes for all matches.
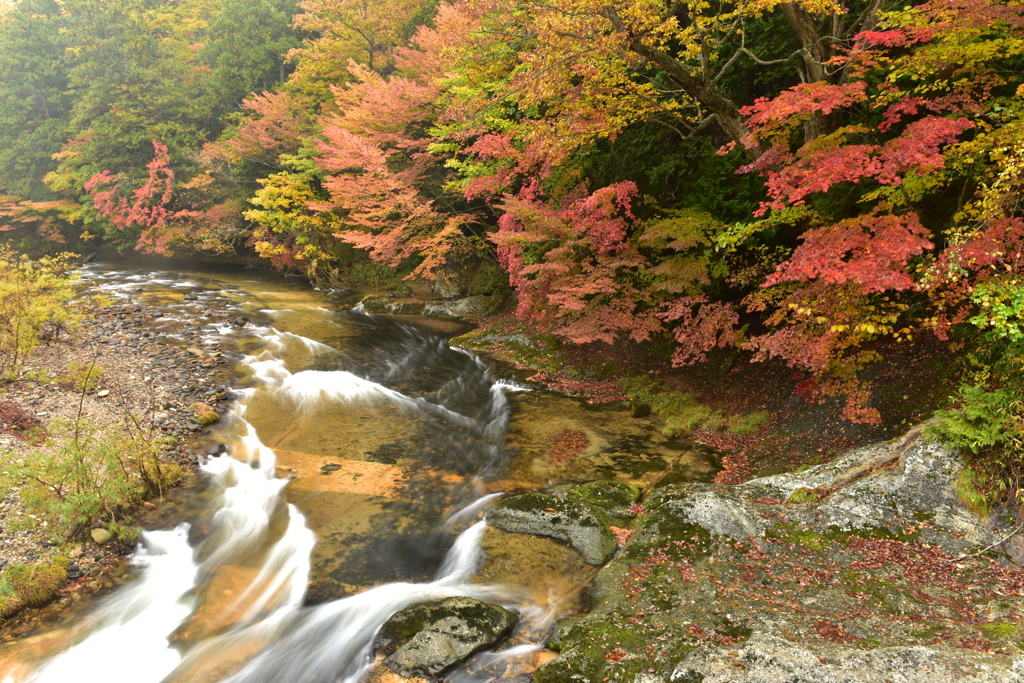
[0,286,238,624]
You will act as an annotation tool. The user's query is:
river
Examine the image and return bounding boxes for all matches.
[0,261,719,683]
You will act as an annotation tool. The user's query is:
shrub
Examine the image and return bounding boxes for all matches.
[0,417,182,542]
[927,333,1024,505]
[0,246,80,380]
[58,360,105,392]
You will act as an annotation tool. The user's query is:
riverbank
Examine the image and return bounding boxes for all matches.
[0,283,234,631]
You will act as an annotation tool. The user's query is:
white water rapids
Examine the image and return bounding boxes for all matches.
[9,314,537,683]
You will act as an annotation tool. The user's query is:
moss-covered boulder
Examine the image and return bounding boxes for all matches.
[486,492,618,565]
[551,481,641,521]
[361,296,426,316]
[535,426,1024,683]
[376,597,518,678]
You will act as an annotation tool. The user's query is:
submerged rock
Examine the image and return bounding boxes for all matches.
[486,492,618,565]
[376,596,518,678]
[535,426,1024,683]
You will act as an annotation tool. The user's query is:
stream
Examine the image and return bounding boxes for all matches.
[0,261,720,683]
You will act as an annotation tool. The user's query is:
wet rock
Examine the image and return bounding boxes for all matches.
[90,528,111,545]
[486,492,617,565]
[630,401,651,418]
[552,481,641,521]
[361,295,426,316]
[535,425,1024,683]
[377,596,518,678]
[423,297,484,320]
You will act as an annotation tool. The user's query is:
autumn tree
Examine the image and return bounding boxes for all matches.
[728,0,1024,421]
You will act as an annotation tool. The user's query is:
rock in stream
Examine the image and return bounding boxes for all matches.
[376,596,519,678]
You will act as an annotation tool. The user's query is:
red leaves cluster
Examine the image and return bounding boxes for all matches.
[0,401,44,439]
[764,207,933,292]
[813,619,864,643]
[494,179,667,345]
[86,141,174,237]
[548,429,590,465]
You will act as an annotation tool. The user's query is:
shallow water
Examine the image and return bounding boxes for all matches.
[0,260,719,682]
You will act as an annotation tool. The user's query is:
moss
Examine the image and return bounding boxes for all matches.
[788,488,817,504]
[767,522,829,551]
[535,621,657,683]
[563,481,641,515]
[0,556,69,618]
[980,622,1018,639]
[191,402,220,426]
[727,411,770,435]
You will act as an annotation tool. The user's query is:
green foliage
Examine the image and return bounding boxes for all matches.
[930,385,1023,456]
[0,246,80,380]
[0,416,182,541]
[0,0,71,203]
[929,331,1024,506]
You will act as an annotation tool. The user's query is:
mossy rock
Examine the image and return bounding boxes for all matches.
[377,596,518,678]
[486,493,618,565]
[551,481,641,520]
[361,295,426,315]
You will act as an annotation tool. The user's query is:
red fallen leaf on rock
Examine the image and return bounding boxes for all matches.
[610,526,634,546]
[604,648,627,662]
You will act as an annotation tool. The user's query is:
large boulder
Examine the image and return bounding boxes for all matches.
[535,427,1024,683]
[671,631,1024,683]
[486,492,618,565]
[376,597,518,678]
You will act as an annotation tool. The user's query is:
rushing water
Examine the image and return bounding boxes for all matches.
[0,261,719,683]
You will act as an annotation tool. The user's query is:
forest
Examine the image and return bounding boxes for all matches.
[1,0,1023,495]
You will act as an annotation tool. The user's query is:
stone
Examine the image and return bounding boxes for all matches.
[430,276,463,300]
[361,295,426,316]
[671,632,1024,683]
[90,528,112,545]
[552,481,641,520]
[630,401,652,418]
[535,425,1024,683]
[378,597,518,678]
[423,297,485,320]
[486,492,618,565]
